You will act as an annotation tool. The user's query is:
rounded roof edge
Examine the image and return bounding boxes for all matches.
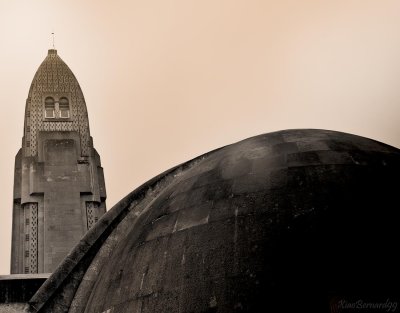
[28,137,225,312]
[27,129,400,312]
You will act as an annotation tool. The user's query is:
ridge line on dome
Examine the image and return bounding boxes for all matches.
[27,143,225,312]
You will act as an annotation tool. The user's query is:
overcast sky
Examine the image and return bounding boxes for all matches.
[1,0,400,274]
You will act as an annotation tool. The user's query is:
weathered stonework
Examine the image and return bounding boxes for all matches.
[11,50,107,274]
[0,274,50,305]
[26,129,400,313]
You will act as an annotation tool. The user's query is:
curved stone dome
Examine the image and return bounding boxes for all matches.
[29,129,400,312]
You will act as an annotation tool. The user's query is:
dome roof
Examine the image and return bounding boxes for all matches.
[24,50,91,157]
[29,129,400,312]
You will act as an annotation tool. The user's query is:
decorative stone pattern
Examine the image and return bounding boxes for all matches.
[11,50,107,275]
[22,203,38,274]
[29,203,38,274]
[24,50,90,157]
[86,202,99,230]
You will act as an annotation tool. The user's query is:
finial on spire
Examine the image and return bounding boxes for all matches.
[51,31,55,49]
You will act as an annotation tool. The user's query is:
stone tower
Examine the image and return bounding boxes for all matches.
[10,49,106,274]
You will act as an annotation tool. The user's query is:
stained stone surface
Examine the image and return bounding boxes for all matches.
[0,304,28,313]
[0,274,49,305]
[28,129,400,313]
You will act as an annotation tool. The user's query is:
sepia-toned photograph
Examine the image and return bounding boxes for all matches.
[0,1,399,312]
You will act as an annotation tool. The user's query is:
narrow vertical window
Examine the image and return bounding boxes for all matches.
[59,97,70,118]
[44,97,55,118]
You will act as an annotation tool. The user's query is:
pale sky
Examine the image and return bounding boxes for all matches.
[1,0,400,274]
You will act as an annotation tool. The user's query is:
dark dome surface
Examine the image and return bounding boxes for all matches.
[29,129,400,313]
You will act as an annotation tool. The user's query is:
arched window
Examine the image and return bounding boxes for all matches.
[44,97,55,118]
[59,97,70,118]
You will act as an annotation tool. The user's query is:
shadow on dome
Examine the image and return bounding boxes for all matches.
[27,129,400,313]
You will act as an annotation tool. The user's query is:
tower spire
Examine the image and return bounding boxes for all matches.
[51,31,55,49]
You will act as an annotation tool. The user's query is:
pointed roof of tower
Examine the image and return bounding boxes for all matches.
[27,49,83,99]
[24,49,91,157]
